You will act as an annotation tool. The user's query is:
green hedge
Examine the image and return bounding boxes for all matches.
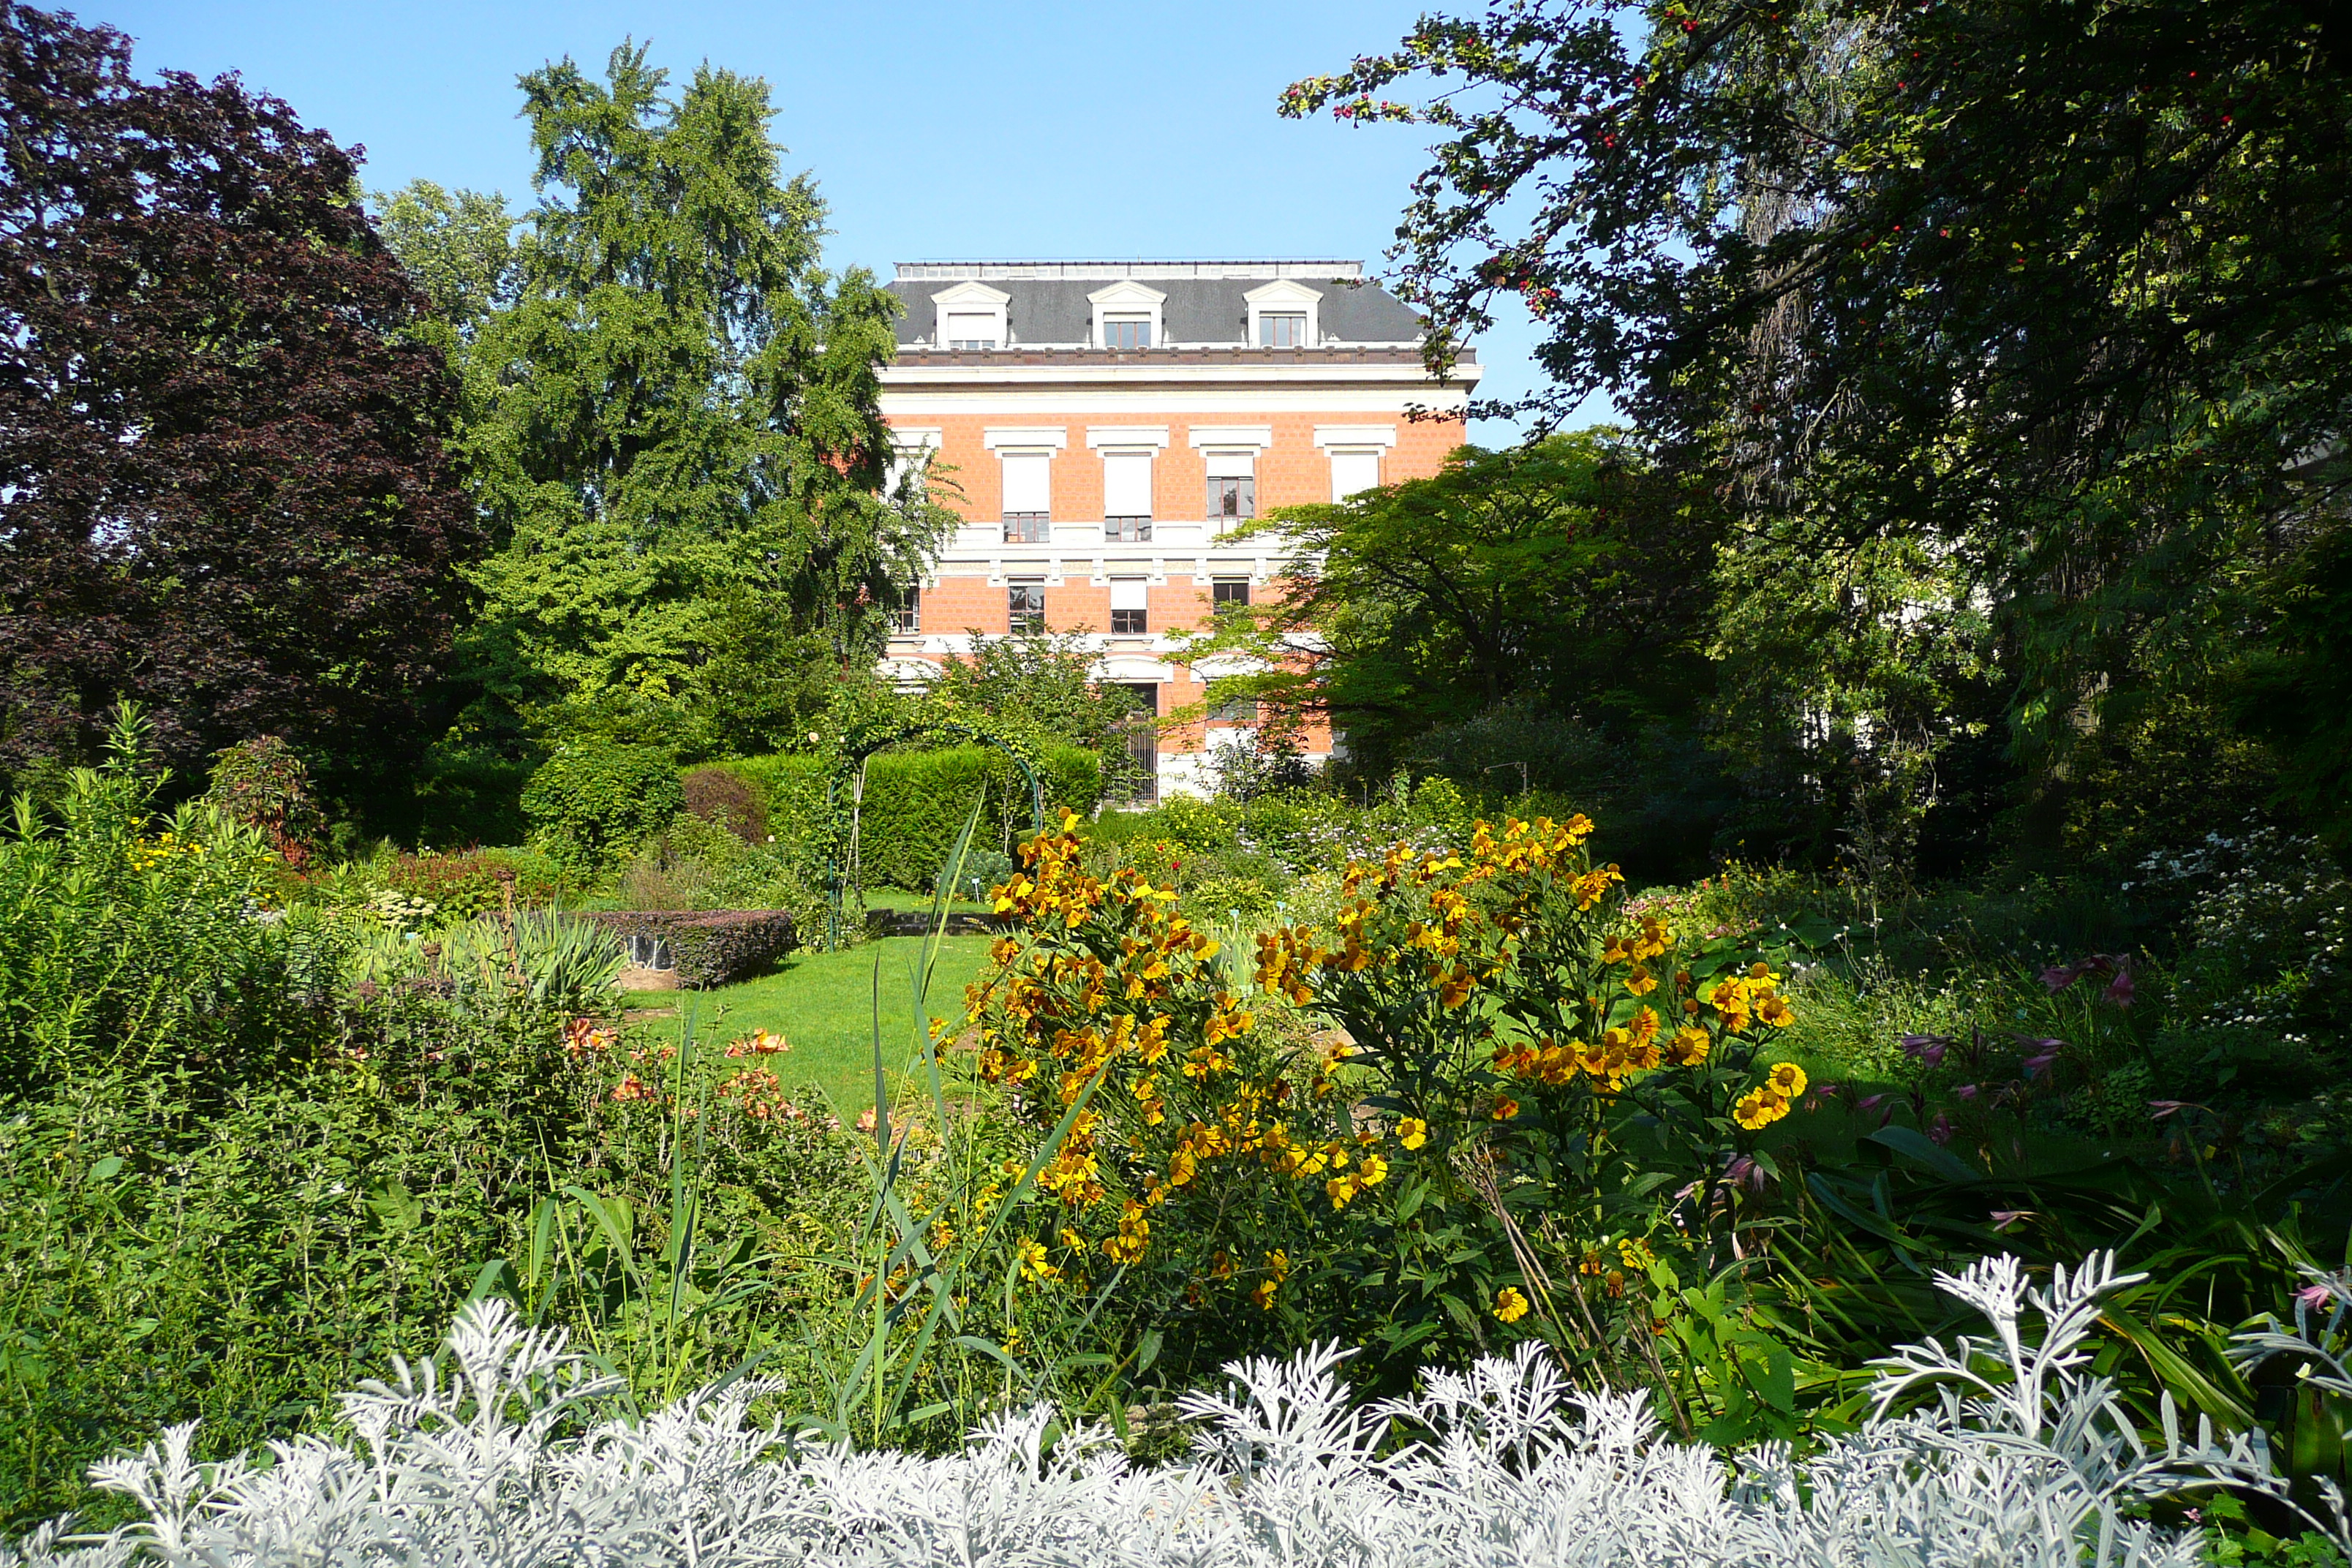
[712,745,1103,892]
[522,747,684,872]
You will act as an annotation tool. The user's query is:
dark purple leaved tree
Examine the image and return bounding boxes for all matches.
[0,1,478,781]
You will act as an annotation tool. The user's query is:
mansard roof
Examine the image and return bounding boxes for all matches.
[884,260,1428,349]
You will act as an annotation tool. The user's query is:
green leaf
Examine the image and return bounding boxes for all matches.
[1865,1126,1983,1184]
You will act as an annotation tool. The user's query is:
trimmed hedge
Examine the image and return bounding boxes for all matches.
[715,745,1104,892]
[579,910,795,988]
[523,747,685,872]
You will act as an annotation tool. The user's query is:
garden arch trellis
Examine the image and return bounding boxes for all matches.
[821,713,1047,949]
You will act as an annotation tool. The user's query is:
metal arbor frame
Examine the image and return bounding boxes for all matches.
[822,715,1047,949]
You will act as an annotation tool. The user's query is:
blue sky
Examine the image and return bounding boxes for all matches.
[93,0,1593,442]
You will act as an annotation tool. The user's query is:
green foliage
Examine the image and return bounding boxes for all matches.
[848,745,1103,892]
[0,713,608,1526]
[927,634,1145,796]
[350,911,627,1015]
[0,710,342,1105]
[521,747,685,873]
[1193,433,1722,781]
[380,42,952,753]
[1286,0,2351,873]
[726,745,1104,899]
[403,740,538,851]
[367,179,514,339]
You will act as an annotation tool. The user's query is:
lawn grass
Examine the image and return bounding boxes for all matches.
[621,933,997,1117]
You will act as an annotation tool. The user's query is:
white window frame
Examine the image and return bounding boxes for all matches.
[930,279,1011,349]
[1314,425,1398,501]
[1088,279,1166,349]
[1244,279,1322,348]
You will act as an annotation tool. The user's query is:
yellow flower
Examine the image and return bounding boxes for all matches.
[1395,1116,1428,1150]
[1733,1088,1790,1131]
[1492,1096,1521,1121]
[1356,1150,1389,1187]
[1493,1286,1531,1324]
[1325,1174,1360,1208]
[1017,1239,1060,1281]
[1665,1027,1712,1067]
[1765,1061,1808,1098]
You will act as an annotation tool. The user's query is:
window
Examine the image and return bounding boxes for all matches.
[1008,580,1046,635]
[1329,449,1382,500]
[1212,578,1251,614]
[1103,315,1152,350]
[1210,696,1259,723]
[891,592,920,635]
[1110,577,1148,636]
[1204,448,1256,523]
[945,312,999,350]
[1001,451,1050,542]
[1259,312,1308,348]
[1207,475,1256,521]
[1102,449,1153,540]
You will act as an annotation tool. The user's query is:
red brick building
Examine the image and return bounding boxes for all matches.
[878,260,1478,799]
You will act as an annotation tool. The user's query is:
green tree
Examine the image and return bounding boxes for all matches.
[1195,432,1724,779]
[927,632,1145,796]
[369,180,514,341]
[380,43,950,757]
[1285,0,2352,857]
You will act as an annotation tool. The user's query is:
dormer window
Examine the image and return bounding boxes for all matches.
[1258,312,1308,348]
[930,280,1010,351]
[1244,279,1323,349]
[945,313,998,350]
[1089,279,1167,350]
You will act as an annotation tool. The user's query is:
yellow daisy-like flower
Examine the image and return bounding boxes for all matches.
[1493,1286,1531,1324]
[1355,1150,1390,1187]
[1395,1116,1428,1150]
[1765,1061,1808,1098]
[1733,1088,1790,1131]
[1492,1096,1521,1120]
[1017,1238,1060,1281]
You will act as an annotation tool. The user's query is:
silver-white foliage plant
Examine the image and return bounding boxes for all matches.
[4,1251,2337,1568]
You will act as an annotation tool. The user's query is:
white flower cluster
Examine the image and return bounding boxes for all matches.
[2136,826,2348,1043]
[4,1255,2332,1568]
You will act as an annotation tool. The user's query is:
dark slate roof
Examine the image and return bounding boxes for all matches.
[884,263,1425,347]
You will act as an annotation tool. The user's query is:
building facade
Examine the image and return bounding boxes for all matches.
[876,260,1477,799]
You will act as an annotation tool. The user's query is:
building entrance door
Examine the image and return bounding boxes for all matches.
[1111,682,1159,802]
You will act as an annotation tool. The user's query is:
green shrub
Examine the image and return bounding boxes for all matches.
[521,747,685,874]
[0,715,347,1105]
[410,742,536,849]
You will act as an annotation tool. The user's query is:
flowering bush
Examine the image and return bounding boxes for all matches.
[12,1251,2321,1568]
[963,811,1810,1385]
